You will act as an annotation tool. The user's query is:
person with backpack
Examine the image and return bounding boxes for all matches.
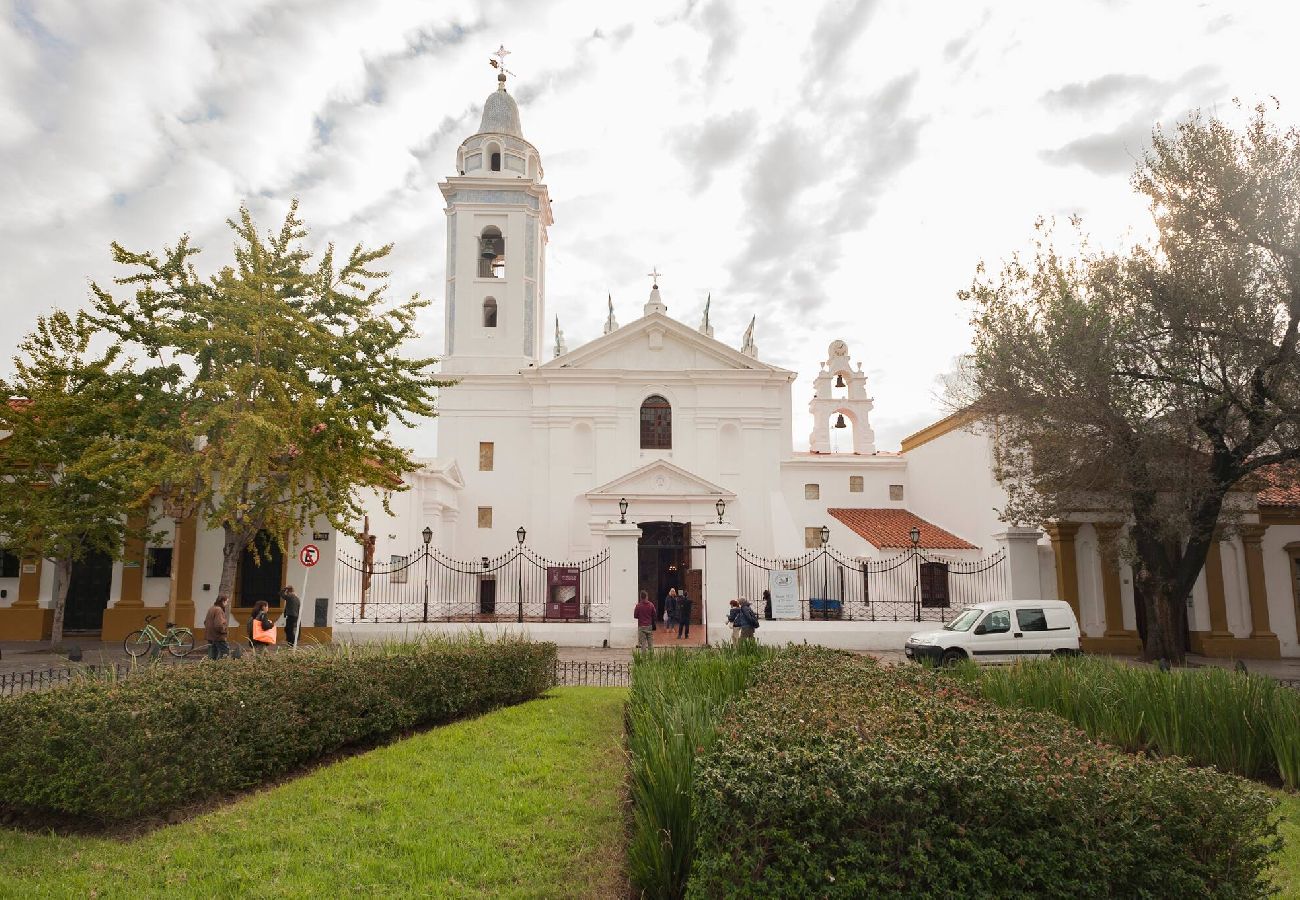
[737,597,760,643]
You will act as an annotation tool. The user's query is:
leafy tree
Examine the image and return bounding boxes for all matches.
[958,105,1300,662]
[0,311,165,646]
[92,201,447,598]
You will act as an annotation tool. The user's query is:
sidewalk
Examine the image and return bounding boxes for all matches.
[0,640,140,676]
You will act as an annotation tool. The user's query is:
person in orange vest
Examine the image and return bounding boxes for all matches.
[246,600,277,651]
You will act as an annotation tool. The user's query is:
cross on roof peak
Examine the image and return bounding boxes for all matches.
[647,266,663,287]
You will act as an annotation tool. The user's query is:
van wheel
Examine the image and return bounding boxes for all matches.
[1050,649,1077,659]
[940,648,966,667]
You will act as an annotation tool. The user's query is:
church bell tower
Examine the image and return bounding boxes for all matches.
[439,54,553,375]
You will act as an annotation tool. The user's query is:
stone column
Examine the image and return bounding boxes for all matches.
[603,522,643,648]
[1043,522,1081,621]
[0,554,52,640]
[701,523,741,646]
[1193,531,1238,657]
[1238,524,1282,658]
[1089,522,1142,654]
[994,527,1044,601]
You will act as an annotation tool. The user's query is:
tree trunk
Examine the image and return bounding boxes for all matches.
[219,524,250,600]
[48,556,73,649]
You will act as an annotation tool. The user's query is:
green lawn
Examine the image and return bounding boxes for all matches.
[1278,790,1300,898]
[0,687,628,899]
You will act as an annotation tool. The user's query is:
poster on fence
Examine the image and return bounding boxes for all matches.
[545,566,581,619]
[768,569,800,619]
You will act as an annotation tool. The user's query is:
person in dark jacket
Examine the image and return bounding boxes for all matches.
[726,599,742,645]
[763,589,773,621]
[279,585,302,647]
[676,590,693,639]
[204,595,230,659]
[663,588,678,630]
[737,598,760,643]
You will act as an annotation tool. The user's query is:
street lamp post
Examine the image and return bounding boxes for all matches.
[820,525,831,620]
[421,526,433,622]
[909,526,921,621]
[516,526,527,624]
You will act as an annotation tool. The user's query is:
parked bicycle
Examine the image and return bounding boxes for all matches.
[123,614,195,658]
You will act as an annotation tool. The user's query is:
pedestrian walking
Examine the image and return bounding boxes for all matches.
[726,599,742,645]
[763,588,773,621]
[676,589,693,639]
[247,600,277,651]
[737,597,760,643]
[634,590,657,652]
[279,585,302,647]
[663,588,678,631]
[204,595,231,660]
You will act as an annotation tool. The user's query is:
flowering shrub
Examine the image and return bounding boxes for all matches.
[690,648,1279,898]
[0,636,556,823]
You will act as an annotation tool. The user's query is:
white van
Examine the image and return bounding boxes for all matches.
[904,600,1081,666]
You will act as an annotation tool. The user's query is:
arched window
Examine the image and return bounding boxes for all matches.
[482,297,497,328]
[488,143,502,171]
[640,395,672,450]
[478,226,504,278]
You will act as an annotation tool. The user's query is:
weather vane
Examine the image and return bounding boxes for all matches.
[647,266,663,287]
[488,43,515,78]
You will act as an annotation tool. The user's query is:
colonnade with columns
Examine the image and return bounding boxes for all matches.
[1044,521,1285,659]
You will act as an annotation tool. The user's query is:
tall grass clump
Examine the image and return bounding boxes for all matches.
[968,655,1300,788]
[625,645,775,899]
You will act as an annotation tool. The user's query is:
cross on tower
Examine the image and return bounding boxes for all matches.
[647,266,663,287]
[488,44,515,77]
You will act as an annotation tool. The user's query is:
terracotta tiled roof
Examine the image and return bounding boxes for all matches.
[828,508,977,550]
[1256,461,1300,509]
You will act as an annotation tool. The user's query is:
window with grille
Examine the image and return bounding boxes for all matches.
[889,484,904,501]
[0,549,18,578]
[804,527,824,549]
[477,507,493,528]
[479,441,494,471]
[849,476,864,493]
[804,483,820,500]
[145,547,173,578]
[640,395,672,449]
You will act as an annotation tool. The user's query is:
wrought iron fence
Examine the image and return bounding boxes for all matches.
[0,660,190,697]
[736,545,1009,623]
[552,660,630,687]
[334,544,610,624]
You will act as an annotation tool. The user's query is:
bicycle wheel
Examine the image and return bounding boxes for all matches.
[168,629,195,658]
[123,630,152,658]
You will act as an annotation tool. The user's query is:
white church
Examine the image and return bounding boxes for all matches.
[343,64,1300,659]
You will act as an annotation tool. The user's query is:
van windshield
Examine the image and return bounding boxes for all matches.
[944,608,982,632]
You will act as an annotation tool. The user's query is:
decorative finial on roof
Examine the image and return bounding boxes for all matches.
[699,293,714,338]
[603,293,619,335]
[647,265,662,288]
[554,315,567,358]
[488,44,515,86]
[740,315,758,358]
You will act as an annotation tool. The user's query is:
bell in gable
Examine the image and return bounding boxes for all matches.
[834,413,847,429]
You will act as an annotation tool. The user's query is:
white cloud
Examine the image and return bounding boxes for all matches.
[2,0,1299,457]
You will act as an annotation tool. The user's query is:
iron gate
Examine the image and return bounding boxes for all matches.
[736,545,1008,623]
[335,544,610,624]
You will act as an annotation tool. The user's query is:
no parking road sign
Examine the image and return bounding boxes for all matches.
[299,544,320,567]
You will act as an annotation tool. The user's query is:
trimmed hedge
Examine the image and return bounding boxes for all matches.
[0,637,556,822]
[690,648,1280,898]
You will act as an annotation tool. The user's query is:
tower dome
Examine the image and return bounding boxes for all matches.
[478,74,523,138]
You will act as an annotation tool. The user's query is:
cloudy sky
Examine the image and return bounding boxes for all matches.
[2,0,1297,454]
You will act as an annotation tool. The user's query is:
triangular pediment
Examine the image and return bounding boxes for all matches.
[540,312,790,374]
[586,459,735,500]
